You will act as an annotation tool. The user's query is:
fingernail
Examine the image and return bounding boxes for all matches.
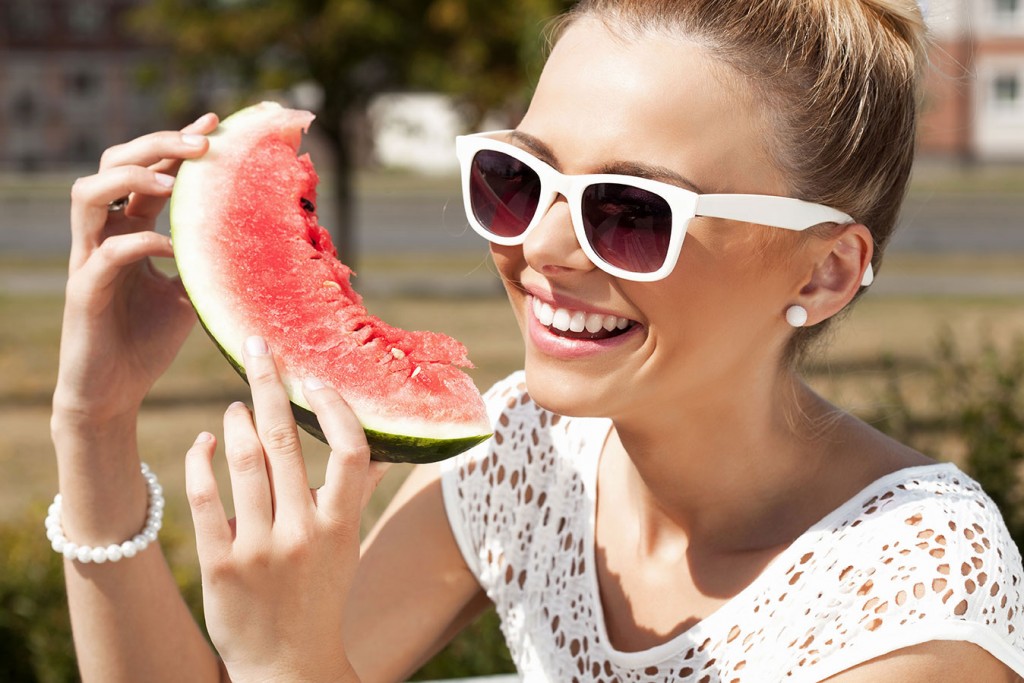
[195,431,214,444]
[182,133,205,147]
[303,377,326,391]
[191,113,212,127]
[244,335,269,356]
[155,173,175,188]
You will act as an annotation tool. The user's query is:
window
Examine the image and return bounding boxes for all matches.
[992,72,1021,111]
[995,0,1021,21]
[69,134,101,164]
[67,71,101,98]
[9,0,48,38]
[11,91,38,126]
[67,3,105,38]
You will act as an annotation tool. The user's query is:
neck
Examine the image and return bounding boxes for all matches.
[604,366,841,555]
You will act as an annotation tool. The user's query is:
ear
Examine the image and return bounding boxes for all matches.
[794,224,874,326]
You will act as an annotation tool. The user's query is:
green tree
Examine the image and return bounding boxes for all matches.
[132,0,575,265]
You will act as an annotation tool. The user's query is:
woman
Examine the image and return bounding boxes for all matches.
[52,0,1024,681]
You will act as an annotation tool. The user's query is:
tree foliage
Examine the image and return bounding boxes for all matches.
[130,0,575,262]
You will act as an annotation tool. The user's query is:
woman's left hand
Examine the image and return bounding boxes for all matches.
[184,335,388,683]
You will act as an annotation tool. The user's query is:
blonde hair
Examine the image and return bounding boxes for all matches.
[550,0,929,356]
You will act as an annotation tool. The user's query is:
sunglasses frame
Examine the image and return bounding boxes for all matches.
[456,130,873,285]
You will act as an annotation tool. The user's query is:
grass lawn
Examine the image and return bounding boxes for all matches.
[2,254,1023,534]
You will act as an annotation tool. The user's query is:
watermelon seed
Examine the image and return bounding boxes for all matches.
[391,347,407,359]
[323,280,341,291]
[300,197,316,212]
[411,366,422,379]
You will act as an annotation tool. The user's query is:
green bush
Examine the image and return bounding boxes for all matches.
[410,608,515,680]
[0,508,206,683]
[933,330,1024,549]
[0,505,513,682]
[863,329,1024,553]
[0,504,75,683]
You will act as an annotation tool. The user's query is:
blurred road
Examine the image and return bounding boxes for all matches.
[0,177,1022,298]
[894,194,1024,253]
[0,183,475,256]
[1,181,1023,257]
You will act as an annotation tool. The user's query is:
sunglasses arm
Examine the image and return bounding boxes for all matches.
[695,195,873,287]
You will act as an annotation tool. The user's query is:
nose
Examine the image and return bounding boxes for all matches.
[521,194,596,278]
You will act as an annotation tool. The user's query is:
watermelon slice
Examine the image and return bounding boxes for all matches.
[170,102,491,463]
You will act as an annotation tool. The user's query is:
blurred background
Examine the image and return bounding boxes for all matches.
[1,0,1022,680]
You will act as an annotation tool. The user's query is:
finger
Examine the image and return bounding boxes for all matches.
[242,336,313,522]
[69,168,176,271]
[302,378,372,536]
[98,114,217,172]
[108,114,219,222]
[146,113,220,183]
[126,131,214,221]
[186,432,233,563]
[222,401,274,540]
[66,231,175,309]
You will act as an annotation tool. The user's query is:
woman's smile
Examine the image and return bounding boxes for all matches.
[524,292,643,360]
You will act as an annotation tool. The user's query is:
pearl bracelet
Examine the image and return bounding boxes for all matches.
[45,463,164,564]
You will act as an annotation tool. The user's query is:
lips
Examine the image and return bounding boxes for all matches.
[530,295,637,341]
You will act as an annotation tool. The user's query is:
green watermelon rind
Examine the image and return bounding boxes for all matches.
[170,102,492,464]
[201,318,490,464]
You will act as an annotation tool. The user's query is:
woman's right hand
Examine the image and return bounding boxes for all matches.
[54,113,220,429]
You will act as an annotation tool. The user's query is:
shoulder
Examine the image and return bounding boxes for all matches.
[835,464,1024,636]
[787,463,1024,680]
[821,640,1022,682]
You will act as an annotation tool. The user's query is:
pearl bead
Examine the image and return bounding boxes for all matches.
[46,463,163,565]
[786,305,809,328]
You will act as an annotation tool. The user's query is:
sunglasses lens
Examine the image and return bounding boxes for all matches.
[581,183,673,274]
[469,150,542,239]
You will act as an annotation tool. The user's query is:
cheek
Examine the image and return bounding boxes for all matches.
[490,243,523,280]
[489,244,529,328]
[633,233,787,345]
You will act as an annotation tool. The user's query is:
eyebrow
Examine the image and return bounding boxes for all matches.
[508,129,709,195]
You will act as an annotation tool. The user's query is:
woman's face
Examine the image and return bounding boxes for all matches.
[492,17,811,420]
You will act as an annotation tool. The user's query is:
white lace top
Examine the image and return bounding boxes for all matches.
[440,372,1024,682]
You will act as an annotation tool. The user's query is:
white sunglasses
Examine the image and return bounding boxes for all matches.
[456,130,874,285]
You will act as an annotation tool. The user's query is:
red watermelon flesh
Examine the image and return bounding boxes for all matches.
[171,102,490,463]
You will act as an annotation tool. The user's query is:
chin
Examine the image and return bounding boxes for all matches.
[522,353,620,419]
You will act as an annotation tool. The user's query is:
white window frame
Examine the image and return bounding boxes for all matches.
[988,0,1024,33]
[988,69,1024,118]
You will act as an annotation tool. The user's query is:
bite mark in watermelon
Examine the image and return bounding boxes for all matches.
[170,102,491,463]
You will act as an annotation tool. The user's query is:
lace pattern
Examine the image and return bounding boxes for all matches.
[440,372,1024,681]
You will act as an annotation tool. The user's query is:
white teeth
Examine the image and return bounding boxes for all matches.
[552,308,572,332]
[532,297,555,326]
[531,296,634,335]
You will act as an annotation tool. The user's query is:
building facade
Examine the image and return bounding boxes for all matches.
[2,0,1022,170]
[921,0,1024,161]
[0,0,171,171]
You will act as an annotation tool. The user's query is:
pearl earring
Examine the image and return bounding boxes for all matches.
[786,305,809,328]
